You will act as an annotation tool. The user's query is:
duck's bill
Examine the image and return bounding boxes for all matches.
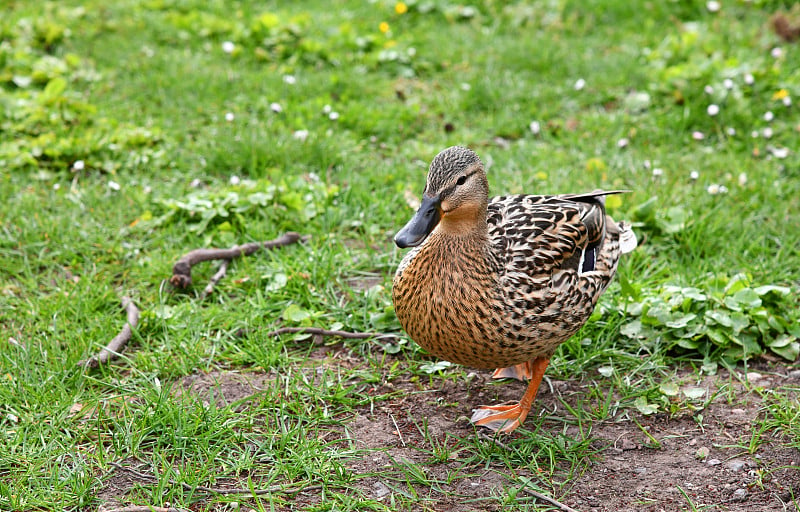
[394,195,441,248]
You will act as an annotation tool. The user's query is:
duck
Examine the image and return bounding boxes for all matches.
[392,146,636,433]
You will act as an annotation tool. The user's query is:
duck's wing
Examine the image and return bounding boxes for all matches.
[487,192,617,282]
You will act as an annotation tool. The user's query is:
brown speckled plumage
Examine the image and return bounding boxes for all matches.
[392,146,636,432]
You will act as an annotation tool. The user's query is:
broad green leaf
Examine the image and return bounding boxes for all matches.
[705,310,732,327]
[681,287,707,301]
[682,387,705,400]
[753,285,791,296]
[634,396,658,415]
[283,304,311,323]
[768,334,796,349]
[731,288,761,309]
[665,313,697,329]
[730,312,750,335]
[620,320,643,338]
[659,382,679,396]
[770,341,800,361]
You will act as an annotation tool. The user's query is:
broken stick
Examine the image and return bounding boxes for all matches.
[77,297,140,369]
[170,231,304,289]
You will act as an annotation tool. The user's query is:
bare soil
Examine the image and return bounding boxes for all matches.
[101,356,800,512]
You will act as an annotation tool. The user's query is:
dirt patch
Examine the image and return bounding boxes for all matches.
[105,362,799,511]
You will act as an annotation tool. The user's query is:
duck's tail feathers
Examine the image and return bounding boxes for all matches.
[618,221,637,254]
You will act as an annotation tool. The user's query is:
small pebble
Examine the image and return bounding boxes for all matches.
[695,446,709,459]
[730,408,746,415]
[726,459,746,472]
[788,370,800,379]
[621,438,638,451]
[707,458,722,466]
[732,488,748,501]
[634,467,647,475]
[746,372,763,383]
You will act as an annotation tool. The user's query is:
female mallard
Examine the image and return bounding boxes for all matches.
[392,146,636,433]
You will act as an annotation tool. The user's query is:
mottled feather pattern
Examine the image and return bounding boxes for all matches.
[394,191,627,369]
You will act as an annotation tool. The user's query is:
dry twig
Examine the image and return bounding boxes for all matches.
[170,232,304,289]
[200,259,229,299]
[110,462,322,496]
[519,485,580,512]
[78,297,139,369]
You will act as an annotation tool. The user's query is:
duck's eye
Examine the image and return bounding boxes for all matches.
[456,175,467,186]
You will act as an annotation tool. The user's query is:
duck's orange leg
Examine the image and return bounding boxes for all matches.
[471,357,550,433]
[492,363,535,381]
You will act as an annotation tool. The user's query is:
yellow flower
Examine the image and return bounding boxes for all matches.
[379,21,390,33]
[395,2,408,14]
[772,89,789,100]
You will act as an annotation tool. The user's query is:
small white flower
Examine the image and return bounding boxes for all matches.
[270,102,282,113]
[771,47,783,59]
[707,104,719,116]
[229,175,241,185]
[643,159,651,170]
[763,111,774,122]
[738,172,747,186]
[762,127,773,139]
[460,83,471,91]
[574,78,586,91]
[617,137,629,148]
[292,129,309,142]
[707,183,720,195]
[225,112,235,122]
[328,111,340,120]
[723,78,734,90]
[690,170,700,181]
[190,178,202,188]
[704,85,714,95]
[744,73,755,85]
[529,121,541,135]
[283,75,296,85]
[53,183,61,190]
[769,146,790,159]
[706,1,721,12]
[783,96,792,107]
[222,41,235,54]
[652,167,663,177]
[726,127,736,136]
[322,104,332,114]
[143,185,152,194]
[108,180,121,191]
[719,185,728,194]
[692,131,705,140]
[751,130,760,138]
[72,160,85,171]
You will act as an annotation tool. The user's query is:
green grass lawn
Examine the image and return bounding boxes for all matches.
[1,0,799,510]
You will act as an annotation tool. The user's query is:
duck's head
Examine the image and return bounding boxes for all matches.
[395,146,489,248]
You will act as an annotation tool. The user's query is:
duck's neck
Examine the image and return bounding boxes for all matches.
[437,203,488,241]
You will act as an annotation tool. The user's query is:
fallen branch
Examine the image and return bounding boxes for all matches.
[170,232,305,289]
[78,297,139,369]
[110,462,322,496]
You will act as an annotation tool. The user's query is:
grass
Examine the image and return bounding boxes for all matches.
[1,0,799,510]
